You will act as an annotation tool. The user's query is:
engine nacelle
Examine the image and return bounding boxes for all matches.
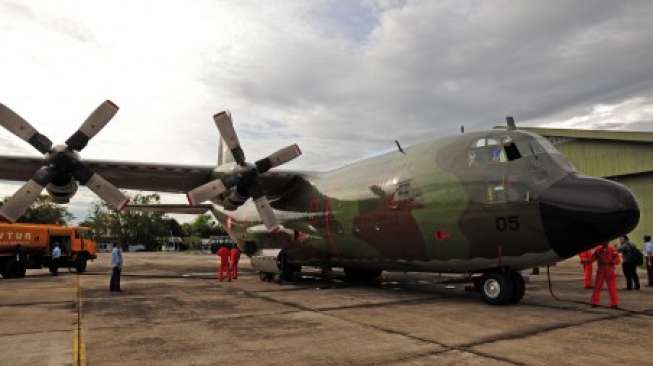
[212,189,248,211]
[46,180,78,204]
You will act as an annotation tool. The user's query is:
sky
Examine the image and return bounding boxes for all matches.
[1,0,653,222]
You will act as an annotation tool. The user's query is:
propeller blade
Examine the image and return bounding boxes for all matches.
[71,162,129,210]
[0,167,53,222]
[250,183,280,231]
[187,179,228,206]
[253,195,280,232]
[255,144,302,173]
[65,100,119,151]
[213,111,245,165]
[0,103,53,154]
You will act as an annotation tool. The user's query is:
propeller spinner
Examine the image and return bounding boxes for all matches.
[187,111,301,232]
[0,101,130,222]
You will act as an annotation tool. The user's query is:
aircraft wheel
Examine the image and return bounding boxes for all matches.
[344,268,382,283]
[277,252,300,282]
[510,271,526,304]
[259,272,275,282]
[479,272,514,305]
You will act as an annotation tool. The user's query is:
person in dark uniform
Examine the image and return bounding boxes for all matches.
[618,235,640,290]
[644,235,653,287]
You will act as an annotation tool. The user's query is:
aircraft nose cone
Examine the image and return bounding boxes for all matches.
[539,174,639,258]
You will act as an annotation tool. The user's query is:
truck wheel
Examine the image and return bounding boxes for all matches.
[0,260,11,279]
[479,272,514,305]
[75,256,87,273]
[11,261,26,278]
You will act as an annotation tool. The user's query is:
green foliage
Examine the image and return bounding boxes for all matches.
[1,195,73,224]
[82,193,182,250]
[187,213,224,238]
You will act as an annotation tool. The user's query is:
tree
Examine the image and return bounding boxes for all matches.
[1,195,73,224]
[82,193,179,250]
[188,214,225,238]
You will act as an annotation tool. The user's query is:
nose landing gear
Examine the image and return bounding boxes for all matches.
[477,269,525,305]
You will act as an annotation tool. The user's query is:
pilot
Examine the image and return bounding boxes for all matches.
[217,244,231,282]
[230,244,241,280]
[578,249,594,289]
[591,242,621,309]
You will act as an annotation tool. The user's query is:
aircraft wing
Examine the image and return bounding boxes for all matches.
[126,204,213,214]
[0,155,215,193]
[0,155,316,198]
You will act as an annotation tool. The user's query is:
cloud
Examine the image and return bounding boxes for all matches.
[1,1,653,221]
[526,96,653,131]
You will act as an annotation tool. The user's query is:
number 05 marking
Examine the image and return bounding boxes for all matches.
[496,216,520,232]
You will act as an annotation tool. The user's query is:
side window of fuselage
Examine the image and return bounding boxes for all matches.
[468,136,520,167]
[467,136,528,205]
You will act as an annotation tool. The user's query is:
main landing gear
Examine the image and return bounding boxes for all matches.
[343,268,382,283]
[477,269,525,305]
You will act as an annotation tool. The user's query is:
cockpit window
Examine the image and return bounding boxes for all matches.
[534,136,560,154]
[468,136,521,166]
[514,136,561,158]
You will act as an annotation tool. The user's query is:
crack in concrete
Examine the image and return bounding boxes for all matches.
[0,328,70,338]
[234,284,529,366]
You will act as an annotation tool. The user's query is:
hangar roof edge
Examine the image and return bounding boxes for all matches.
[493,126,653,143]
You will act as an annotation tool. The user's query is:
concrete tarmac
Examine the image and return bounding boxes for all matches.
[1,252,652,366]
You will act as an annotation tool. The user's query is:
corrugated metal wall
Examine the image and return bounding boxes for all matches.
[612,174,653,246]
[550,138,653,247]
[554,140,653,178]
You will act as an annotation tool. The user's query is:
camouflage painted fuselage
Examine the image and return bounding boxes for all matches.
[220,129,639,273]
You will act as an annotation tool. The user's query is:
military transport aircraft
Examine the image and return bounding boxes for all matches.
[0,100,640,305]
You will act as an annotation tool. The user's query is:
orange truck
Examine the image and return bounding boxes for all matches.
[0,223,97,279]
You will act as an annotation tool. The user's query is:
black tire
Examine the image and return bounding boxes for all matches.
[2,258,26,279]
[11,261,26,278]
[510,271,526,304]
[0,260,12,279]
[479,272,515,305]
[277,252,300,282]
[259,272,275,282]
[344,268,382,283]
[75,256,87,273]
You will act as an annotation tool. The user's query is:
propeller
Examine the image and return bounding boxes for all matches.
[187,111,302,231]
[0,101,129,222]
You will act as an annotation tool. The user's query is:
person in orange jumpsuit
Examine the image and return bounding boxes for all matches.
[591,242,621,309]
[217,244,231,281]
[579,249,594,288]
[230,245,241,280]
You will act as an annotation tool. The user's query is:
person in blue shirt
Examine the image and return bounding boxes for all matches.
[50,243,62,276]
[110,243,123,292]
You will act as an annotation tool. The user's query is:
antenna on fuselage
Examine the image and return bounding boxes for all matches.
[394,140,406,155]
[506,116,516,130]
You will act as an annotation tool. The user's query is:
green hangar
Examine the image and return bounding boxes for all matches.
[522,127,652,246]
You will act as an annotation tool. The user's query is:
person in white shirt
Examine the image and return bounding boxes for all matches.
[644,235,653,287]
[110,243,123,292]
[50,243,61,276]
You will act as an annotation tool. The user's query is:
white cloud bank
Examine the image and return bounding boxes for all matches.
[1,0,652,222]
